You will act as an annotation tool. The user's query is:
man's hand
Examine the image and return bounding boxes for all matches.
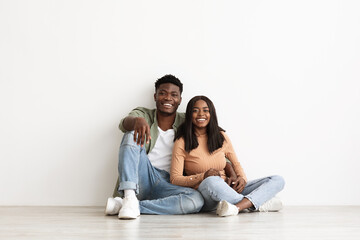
[204,168,221,179]
[226,176,246,193]
[133,117,151,147]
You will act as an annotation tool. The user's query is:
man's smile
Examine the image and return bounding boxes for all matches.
[162,103,174,108]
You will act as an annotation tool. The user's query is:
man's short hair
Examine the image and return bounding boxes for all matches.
[155,74,183,94]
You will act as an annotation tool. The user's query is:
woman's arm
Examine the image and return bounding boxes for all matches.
[223,133,247,193]
[223,133,247,179]
[170,139,206,188]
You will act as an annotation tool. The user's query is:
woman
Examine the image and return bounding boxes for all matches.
[170,96,285,217]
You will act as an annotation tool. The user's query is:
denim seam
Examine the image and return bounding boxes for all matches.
[119,142,143,194]
[149,177,161,200]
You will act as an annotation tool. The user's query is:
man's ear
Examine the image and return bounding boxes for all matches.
[154,93,157,102]
[179,97,182,105]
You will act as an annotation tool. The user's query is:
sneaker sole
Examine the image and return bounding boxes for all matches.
[118,211,140,220]
[105,198,117,215]
[218,201,230,217]
[216,201,224,215]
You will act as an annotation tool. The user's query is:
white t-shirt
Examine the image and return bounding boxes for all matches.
[147,127,175,173]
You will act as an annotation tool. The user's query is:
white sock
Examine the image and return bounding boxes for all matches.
[124,189,136,198]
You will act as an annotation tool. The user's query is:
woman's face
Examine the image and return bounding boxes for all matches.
[192,99,211,130]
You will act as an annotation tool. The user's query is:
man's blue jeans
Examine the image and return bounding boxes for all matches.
[117,132,204,215]
[198,175,285,211]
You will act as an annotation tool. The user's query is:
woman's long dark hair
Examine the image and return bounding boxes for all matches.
[175,96,225,154]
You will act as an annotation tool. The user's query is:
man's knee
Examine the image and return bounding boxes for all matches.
[121,131,137,146]
[120,131,147,155]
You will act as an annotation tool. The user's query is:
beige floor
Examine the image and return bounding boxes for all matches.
[0,206,359,240]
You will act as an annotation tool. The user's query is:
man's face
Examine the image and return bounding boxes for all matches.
[154,83,182,116]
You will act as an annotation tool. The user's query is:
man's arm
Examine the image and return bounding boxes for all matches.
[121,116,151,147]
[224,162,236,179]
[224,162,246,193]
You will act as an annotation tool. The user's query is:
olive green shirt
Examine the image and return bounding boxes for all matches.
[119,107,185,154]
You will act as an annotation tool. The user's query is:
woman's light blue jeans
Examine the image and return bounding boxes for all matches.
[117,132,204,215]
[198,175,285,211]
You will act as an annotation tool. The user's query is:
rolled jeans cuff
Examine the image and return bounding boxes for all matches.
[119,181,138,194]
[245,196,258,210]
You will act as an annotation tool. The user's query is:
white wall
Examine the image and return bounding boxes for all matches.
[1,0,359,206]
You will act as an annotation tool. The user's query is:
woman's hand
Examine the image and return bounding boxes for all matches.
[204,168,221,179]
[226,176,246,193]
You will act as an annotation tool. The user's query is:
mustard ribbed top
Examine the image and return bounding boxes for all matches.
[170,132,246,189]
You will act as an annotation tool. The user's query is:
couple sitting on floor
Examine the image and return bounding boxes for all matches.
[105,75,285,219]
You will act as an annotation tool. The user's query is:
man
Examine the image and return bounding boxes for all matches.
[106,75,204,219]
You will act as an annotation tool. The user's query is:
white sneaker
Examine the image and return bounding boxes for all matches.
[258,197,283,212]
[118,196,140,219]
[216,200,224,215]
[105,197,123,215]
[216,200,239,217]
